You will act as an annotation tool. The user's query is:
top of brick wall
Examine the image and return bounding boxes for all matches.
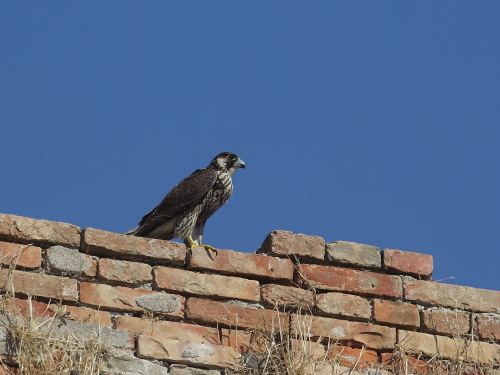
[0,213,434,278]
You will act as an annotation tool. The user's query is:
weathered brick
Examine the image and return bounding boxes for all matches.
[290,338,326,362]
[0,365,17,375]
[7,298,111,326]
[398,331,500,364]
[220,328,253,352]
[186,297,288,330]
[326,241,381,270]
[115,315,220,344]
[80,282,184,317]
[98,258,152,285]
[404,279,500,313]
[382,249,433,278]
[329,346,378,369]
[397,330,437,356]
[297,264,402,298]
[0,269,78,302]
[476,314,500,341]
[316,292,371,321]
[260,284,314,309]
[421,309,470,336]
[7,298,54,318]
[0,214,80,248]
[137,335,240,369]
[103,350,169,375]
[380,353,429,373]
[0,242,41,269]
[46,245,97,277]
[44,318,134,350]
[169,364,220,375]
[373,299,420,328]
[154,266,260,302]
[189,247,294,282]
[258,230,325,263]
[436,334,500,364]
[291,314,396,350]
[81,227,186,265]
[56,304,111,326]
[0,356,16,366]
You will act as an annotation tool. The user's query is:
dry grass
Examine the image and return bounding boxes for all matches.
[234,306,337,375]
[390,312,498,375]
[0,262,112,375]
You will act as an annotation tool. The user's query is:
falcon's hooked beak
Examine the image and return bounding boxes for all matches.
[235,159,246,169]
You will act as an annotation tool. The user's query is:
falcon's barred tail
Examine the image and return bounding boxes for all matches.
[123,227,139,235]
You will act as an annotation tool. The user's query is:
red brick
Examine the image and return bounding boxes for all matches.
[373,299,420,328]
[329,345,378,369]
[80,282,184,318]
[51,304,112,326]
[220,328,253,352]
[258,230,325,263]
[291,314,396,350]
[382,249,433,278]
[82,227,186,265]
[260,284,314,309]
[7,298,55,318]
[326,241,381,269]
[115,315,219,344]
[154,266,260,302]
[0,364,18,375]
[476,314,500,340]
[421,309,470,336]
[137,335,240,369]
[0,242,42,269]
[404,279,500,313]
[7,297,111,326]
[0,214,80,248]
[0,269,78,302]
[316,292,371,321]
[297,264,402,298]
[189,247,294,282]
[380,353,429,373]
[186,297,289,330]
[98,258,152,285]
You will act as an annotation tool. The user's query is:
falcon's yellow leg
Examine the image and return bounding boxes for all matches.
[186,236,217,255]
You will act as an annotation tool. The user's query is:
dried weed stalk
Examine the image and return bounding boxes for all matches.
[0,261,111,375]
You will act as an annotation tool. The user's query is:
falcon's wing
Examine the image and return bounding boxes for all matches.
[134,168,217,236]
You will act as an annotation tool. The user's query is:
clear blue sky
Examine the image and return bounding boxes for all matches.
[1,3,499,291]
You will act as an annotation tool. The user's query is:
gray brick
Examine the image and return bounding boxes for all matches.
[42,318,134,350]
[102,349,169,375]
[326,241,381,269]
[46,245,93,276]
[169,364,221,375]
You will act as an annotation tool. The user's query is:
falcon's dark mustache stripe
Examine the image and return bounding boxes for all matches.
[125,152,245,255]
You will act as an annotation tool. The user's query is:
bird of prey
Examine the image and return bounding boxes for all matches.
[125,152,245,254]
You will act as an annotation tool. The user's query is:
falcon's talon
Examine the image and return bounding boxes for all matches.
[200,244,217,256]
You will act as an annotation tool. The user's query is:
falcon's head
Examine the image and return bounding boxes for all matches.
[212,152,246,175]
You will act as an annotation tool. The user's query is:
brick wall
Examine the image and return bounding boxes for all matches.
[0,213,499,374]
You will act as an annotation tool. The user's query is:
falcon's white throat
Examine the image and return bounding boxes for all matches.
[228,165,241,176]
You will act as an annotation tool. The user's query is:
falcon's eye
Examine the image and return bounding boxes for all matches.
[228,155,236,160]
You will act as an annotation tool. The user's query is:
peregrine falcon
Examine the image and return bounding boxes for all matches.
[125,152,245,254]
